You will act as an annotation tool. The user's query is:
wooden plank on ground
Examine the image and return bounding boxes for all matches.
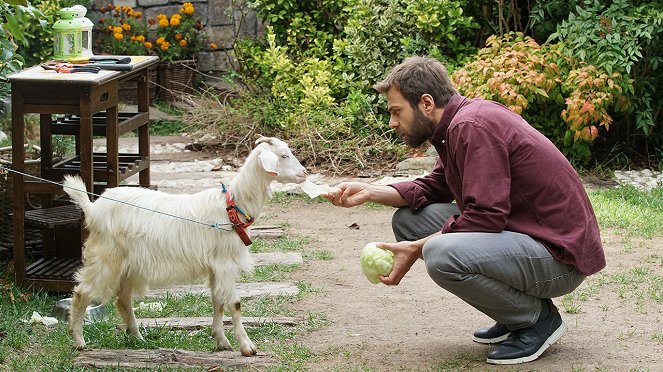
[253,252,303,266]
[248,225,284,239]
[136,315,298,330]
[146,282,299,298]
[75,348,275,369]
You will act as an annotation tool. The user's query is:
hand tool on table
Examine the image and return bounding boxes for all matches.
[40,62,101,74]
[66,56,134,71]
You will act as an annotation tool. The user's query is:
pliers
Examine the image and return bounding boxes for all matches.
[40,62,101,74]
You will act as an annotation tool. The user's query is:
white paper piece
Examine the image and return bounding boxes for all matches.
[23,311,59,326]
[134,301,164,312]
[300,180,340,198]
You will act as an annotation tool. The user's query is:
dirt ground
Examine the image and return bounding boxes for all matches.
[259,199,662,371]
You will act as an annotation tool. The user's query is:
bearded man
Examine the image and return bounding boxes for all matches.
[325,56,605,364]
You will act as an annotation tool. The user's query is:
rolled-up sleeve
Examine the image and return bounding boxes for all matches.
[389,159,454,212]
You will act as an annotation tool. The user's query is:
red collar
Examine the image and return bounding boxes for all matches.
[224,186,254,246]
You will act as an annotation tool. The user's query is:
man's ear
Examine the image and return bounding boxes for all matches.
[258,150,279,176]
[420,94,435,114]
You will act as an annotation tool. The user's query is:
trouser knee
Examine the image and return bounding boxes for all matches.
[422,237,466,285]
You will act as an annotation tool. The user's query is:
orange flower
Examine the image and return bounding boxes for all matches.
[144,41,153,49]
[169,16,181,27]
[136,35,145,42]
[156,37,166,45]
[157,14,167,20]
[112,26,123,34]
[160,41,170,51]
[174,33,183,40]
[158,18,169,27]
[209,42,217,50]
[113,33,124,40]
[179,39,187,47]
[122,23,131,31]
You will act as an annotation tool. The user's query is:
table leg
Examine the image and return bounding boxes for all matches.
[11,86,26,287]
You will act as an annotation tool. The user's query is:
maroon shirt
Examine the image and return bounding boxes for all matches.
[391,95,606,276]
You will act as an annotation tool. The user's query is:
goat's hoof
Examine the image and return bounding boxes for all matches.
[73,341,86,350]
[240,342,258,357]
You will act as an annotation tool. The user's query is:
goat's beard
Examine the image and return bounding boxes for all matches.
[399,107,436,148]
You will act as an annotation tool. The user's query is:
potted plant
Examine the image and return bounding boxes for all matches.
[149,2,214,102]
[95,4,157,103]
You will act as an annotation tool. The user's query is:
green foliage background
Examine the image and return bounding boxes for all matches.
[2,0,662,169]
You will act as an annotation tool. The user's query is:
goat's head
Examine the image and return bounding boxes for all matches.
[254,137,308,183]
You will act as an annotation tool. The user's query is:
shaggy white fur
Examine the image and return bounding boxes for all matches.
[63,137,307,356]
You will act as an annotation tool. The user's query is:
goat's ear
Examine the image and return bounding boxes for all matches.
[255,136,274,146]
[258,150,279,177]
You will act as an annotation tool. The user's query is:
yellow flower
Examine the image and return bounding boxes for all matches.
[130,36,136,41]
[181,3,194,15]
[113,26,123,34]
[144,41,153,49]
[158,18,169,27]
[122,23,131,31]
[113,33,124,40]
[179,39,187,47]
[174,33,183,40]
[136,35,145,42]
[157,14,167,20]
[156,37,166,45]
[160,41,170,51]
[209,42,217,50]
[169,16,180,27]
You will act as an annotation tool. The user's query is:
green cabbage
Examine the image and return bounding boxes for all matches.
[359,242,394,284]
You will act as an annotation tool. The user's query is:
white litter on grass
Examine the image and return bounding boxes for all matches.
[300,180,340,198]
[23,311,59,326]
[134,301,165,312]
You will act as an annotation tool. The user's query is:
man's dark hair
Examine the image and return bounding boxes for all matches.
[373,56,457,109]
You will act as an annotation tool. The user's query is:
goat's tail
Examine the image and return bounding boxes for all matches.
[62,175,93,215]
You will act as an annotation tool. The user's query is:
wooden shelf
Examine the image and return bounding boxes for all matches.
[24,204,82,229]
[26,257,81,280]
[50,153,149,182]
[50,112,149,136]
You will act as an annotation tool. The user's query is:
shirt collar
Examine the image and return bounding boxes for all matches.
[431,93,465,147]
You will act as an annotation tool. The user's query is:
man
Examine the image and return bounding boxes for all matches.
[325,56,606,364]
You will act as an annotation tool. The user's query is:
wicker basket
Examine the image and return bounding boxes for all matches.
[0,148,44,261]
[118,65,159,105]
[157,59,198,102]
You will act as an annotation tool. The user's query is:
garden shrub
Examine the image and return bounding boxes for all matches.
[453,32,632,163]
[547,0,663,158]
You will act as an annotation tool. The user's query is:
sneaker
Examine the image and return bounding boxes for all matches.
[473,323,510,344]
[486,300,566,364]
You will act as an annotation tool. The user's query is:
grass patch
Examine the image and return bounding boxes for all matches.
[588,185,663,238]
[150,120,190,136]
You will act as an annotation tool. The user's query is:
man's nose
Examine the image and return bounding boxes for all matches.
[388,116,398,128]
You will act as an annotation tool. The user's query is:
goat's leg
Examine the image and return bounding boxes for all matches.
[115,280,144,341]
[229,299,257,356]
[209,274,233,351]
[69,286,92,349]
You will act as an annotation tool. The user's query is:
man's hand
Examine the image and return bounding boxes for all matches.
[324,182,371,208]
[376,240,423,285]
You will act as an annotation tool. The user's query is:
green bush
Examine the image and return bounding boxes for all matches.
[453,32,632,163]
[547,0,663,159]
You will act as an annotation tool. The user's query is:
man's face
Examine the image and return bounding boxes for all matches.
[386,87,435,148]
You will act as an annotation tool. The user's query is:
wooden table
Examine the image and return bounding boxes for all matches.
[8,56,159,292]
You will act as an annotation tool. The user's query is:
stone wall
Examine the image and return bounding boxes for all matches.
[86,0,262,74]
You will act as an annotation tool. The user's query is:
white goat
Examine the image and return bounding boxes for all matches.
[62,136,307,356]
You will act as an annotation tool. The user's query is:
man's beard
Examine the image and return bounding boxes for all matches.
[400,107,436,148]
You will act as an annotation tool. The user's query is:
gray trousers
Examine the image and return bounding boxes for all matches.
[392,204,586,330]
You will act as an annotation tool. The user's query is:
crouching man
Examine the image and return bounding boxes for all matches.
[325,56,606,364]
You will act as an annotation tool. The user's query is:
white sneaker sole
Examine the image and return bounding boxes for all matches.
[486,320,567,365]
[473,333,510,344]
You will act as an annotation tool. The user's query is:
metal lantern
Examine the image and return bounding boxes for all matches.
[53,7,82,60]
[71,5,94,58]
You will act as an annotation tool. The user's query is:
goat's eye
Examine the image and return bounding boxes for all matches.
[281,154,289,159]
